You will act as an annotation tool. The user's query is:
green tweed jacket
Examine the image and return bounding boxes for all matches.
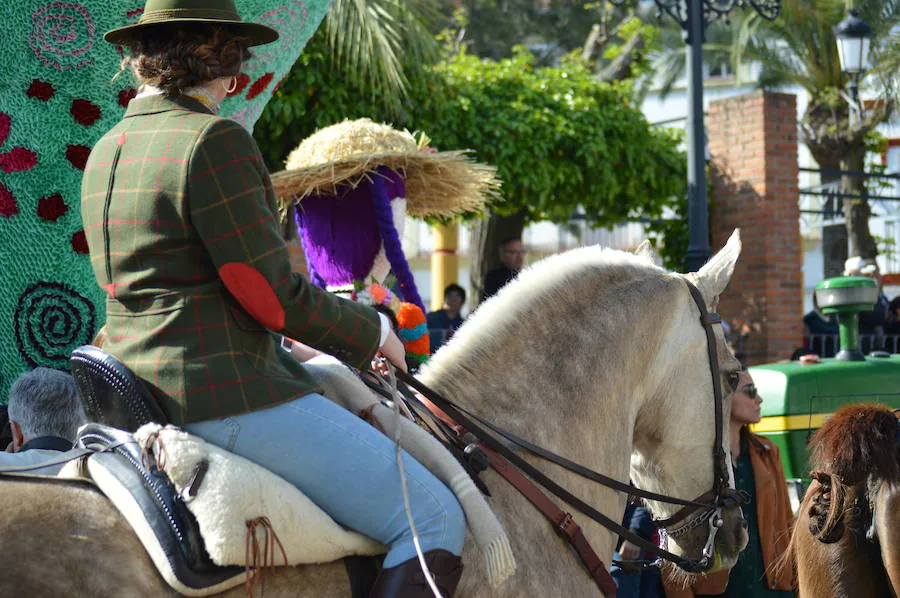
[81,94,381,425]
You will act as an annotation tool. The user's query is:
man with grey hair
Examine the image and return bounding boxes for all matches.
[0,368,86,475]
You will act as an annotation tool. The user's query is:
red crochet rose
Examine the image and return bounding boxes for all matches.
[37,193,69,222]
[66,144,91,170]
[0,112,9,146]
[246,73,274,100]
[118,88,138,108]
[0,147,38,173]
[26,80,55,102]
[0,184,18,219]
[71,230,89,254]
[71,99,101,126]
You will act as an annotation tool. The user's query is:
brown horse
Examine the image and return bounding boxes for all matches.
[0,235,748,597]
[790,404,900,598]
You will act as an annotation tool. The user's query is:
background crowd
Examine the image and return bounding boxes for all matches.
[802,256,899,358]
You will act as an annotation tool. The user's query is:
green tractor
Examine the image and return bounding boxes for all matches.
[748,276,900,510]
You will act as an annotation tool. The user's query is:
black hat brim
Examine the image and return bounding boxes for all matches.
[104,19,279,47]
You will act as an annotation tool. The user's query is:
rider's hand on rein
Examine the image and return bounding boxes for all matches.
[378,330,408,373]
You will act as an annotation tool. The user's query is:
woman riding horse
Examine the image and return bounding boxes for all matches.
[81,1,465,595]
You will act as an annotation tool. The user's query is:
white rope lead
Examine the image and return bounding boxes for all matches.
[383,361,442,598]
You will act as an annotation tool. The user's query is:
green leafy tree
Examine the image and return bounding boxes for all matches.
[256,35,686,302]
[414,50,684,224]
[732,0,900,259]
[445,0,597,61]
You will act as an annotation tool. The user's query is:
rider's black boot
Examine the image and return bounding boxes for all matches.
[368,550,463,598]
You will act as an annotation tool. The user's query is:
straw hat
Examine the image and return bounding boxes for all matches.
[270,119,501,218]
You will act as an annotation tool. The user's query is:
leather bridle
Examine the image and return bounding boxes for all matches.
[650,281,750,563]
[383,277,748,587]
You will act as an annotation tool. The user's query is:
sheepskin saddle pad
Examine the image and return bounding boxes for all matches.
[77,421,385,597]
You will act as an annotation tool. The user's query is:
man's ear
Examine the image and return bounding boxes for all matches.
[9,421,24,452]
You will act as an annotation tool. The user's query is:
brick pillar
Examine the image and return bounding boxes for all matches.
[708,91,803,365]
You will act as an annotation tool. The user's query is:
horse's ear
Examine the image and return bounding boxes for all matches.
[635,240,662,267]
[690,229,741,308]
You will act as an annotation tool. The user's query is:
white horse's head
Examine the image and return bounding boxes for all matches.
[630,230,747,571]
[423,229,747,577]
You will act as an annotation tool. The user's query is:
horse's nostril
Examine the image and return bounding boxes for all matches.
[741,519,749,530]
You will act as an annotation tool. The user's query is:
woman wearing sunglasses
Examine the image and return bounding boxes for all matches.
[664,371,795,597]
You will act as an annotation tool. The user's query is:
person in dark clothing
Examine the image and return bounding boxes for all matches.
[610,501,664,598]
[803,292,839,357]
[483,238,525,299]
[0,368,85,475]
[843,257,891,335]
[0,406,12,452]
[886,296,900,335]
[427,284,466,353]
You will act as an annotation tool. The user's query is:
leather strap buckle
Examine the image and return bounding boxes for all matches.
[463,442,490,473]
[556,512,576,537]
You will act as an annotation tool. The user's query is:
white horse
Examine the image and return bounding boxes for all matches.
[0,232,747,597]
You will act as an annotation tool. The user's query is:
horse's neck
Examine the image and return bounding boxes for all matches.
[875,481,900,596]
[796,487,891,598]
[421,353,639,562]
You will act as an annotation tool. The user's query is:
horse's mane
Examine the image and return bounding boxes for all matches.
[422,245,668,383]
[809,404,900,484]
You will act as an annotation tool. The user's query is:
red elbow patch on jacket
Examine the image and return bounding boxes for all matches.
[218,263,285,331]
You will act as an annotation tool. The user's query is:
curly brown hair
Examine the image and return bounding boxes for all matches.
[120,24,251,96]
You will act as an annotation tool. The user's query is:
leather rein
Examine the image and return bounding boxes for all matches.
[376,278,748,595]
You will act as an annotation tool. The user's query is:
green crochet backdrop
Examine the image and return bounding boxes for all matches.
[0,0,331,400]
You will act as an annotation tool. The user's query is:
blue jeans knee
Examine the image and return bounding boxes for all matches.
[184,393,466,567]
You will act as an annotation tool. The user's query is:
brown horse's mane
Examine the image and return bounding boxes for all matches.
[809,404,900,485]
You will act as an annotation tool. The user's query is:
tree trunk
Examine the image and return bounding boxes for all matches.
[818,159,848,278]
[468,209,527,309]
[842,144,878,260]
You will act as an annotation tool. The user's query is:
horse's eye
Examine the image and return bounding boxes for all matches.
[726,371,741,391]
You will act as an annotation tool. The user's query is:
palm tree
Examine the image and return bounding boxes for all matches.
[323,0,441,112]
[649,18,739,99]
[733,0,900,259]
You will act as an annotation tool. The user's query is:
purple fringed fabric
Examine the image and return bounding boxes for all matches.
[294,207,328,289]
[371,167,425,311]
[295,183,382,288]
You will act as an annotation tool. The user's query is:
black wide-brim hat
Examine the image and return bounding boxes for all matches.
[104,0,279,47]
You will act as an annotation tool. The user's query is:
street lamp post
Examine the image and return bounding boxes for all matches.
[611,0,780,271]
[834,10,872,113]
[833,9,873,261]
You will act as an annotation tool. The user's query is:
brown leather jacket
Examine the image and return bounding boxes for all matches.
[663,432,796,596]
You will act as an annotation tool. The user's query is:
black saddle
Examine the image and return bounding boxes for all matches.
[69,348,243,592]
[76,423,244,593]
[69,346,381,595]
[70,345,168,432]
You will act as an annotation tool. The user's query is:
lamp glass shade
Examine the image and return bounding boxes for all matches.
[837,36,871,74]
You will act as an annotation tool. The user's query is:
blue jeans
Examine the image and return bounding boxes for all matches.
[184,393,466,567]
[610,551,641,598]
